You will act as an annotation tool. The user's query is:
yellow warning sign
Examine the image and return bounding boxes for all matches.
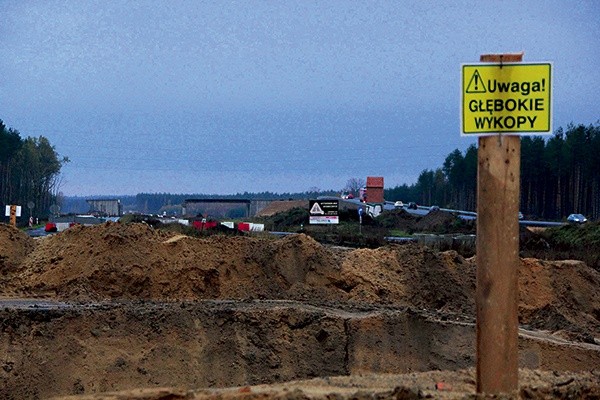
[461,63,552,135]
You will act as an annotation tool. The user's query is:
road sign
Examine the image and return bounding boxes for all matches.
[461,62,552,135]
[5,205,21,217]
[49,204,60,215]
[309,199,339,224]
[5,205,21,227]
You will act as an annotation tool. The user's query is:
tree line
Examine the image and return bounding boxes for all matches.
[0,120,67,219]
[62,189,341,215]
[132,189,338,214]
[384,122,600,221]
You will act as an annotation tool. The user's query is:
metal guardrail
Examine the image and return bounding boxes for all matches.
[385,234,476,246]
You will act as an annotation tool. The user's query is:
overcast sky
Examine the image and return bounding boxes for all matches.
[1,0,599,196]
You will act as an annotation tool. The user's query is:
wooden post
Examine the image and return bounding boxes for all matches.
[9,205,17,227]
[476,52,522,395]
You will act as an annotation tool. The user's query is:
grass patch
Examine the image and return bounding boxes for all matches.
[389,230,412,237]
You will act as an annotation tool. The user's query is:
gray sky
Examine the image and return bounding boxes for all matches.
[1,0,599,196]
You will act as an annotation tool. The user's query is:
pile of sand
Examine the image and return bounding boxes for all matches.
[374,208,418,231]
[414,209,466,232]
[0,223,35,277]
[519,257,600,342]
[12,222,343,301]
[7,222,475,311]
[2,222,600,399]
[255,200,308,217]
[3,222,600,341]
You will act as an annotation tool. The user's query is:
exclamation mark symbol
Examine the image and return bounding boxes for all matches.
[467,70,486,93]
[542,78,545,91]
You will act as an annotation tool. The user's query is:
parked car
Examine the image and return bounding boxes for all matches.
[394,201,404,208]
[567,213,587,224]
[407,202,418,210]
[429,205,440,211]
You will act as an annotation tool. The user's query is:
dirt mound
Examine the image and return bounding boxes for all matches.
[520,226,551,250]
[14,222,175,298]
[6,222,600,340]
[0,223,35,276]
[13,223,343,301]
[414,209,456,231]
[12,223,476,312]
[255,200,308,217]
[375,209,474,234]
[521,223,600,271]
[337,245,475,313]
[3,222,600,399]
[374,208,418,231]
[519,258,600,342]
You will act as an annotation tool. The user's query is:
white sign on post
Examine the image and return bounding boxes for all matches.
[309,199,339,224]
[5,205,22,217]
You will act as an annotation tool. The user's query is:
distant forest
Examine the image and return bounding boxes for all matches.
[61,190,340,216]
[0,120,68,219]
[385,122,600,221]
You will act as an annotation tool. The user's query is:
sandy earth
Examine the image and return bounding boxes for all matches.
[255,201,308,217]
[1,222,599,399]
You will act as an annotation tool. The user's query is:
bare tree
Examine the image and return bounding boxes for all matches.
[344,177,365,196]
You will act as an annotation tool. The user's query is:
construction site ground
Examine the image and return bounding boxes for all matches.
[1,221,599,399]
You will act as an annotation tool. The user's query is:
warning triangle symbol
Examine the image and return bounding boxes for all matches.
[310,202,324,214]
[466,70,487,93]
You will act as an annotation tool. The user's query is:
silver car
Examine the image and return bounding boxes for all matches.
[567,214,587,224]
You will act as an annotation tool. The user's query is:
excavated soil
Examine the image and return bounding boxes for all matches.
[255,200,308,217]
[0,223,35,277]
[414,209,464,232]
[1,222,599,399]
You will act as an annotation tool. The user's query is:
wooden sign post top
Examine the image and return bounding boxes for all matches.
[480,52,524,63]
